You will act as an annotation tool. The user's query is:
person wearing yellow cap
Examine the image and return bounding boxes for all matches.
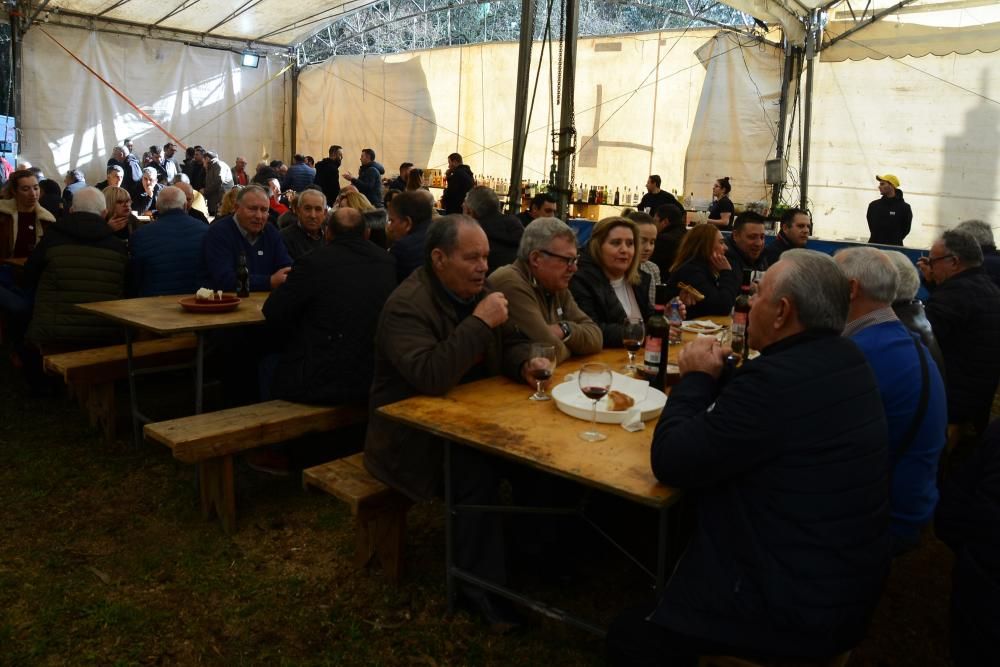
[867,173,913,246]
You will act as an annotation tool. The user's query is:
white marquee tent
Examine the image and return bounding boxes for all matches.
[15,0,1000,246]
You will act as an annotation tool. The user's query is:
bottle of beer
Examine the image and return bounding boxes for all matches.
[236,252,250,298]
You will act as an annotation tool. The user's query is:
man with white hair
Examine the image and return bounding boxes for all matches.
[107,144,142,198]
[133,167,163,215]
[488,217,602,361]
[22,186,127,348]
[201,149,234,216]
[280,187,327,261]
[609,249,890,665]
[836,246,947,556]
[171,176,209,223]
[129,186,209,296]
[918,228,1000,433]
[955,219,1000,289]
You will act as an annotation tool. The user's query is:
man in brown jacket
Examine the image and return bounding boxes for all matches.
[364,214,535,631]
[489,217,603,362]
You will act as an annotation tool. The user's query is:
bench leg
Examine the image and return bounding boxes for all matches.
[355,498,411,583]
[85,383,116,444]
[199,456,236,534]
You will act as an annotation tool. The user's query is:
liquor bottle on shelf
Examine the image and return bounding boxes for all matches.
[588,185,596,204]
[613,187,620,206]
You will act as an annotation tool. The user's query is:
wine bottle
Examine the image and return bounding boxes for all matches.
[614,187,620,206]
[236,252,250,298]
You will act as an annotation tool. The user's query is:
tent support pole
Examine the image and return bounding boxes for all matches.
[772,43,797,212]
[800,13,819,212]
[10,6,21,152]
[554,0,579,219]
[290,66,299,158]
[507,0,534,214]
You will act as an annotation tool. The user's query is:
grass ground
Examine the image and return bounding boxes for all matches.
[0,347,957,666]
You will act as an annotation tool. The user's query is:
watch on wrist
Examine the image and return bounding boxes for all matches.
[559,321,571,339]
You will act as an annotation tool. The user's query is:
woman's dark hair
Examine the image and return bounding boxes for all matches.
[716,177,732,195]
[405,168,425,191]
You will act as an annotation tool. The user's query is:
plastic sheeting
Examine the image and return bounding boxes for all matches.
[297,29,720,201]
[787,49,1000,247]
[685,33,783,211]
[21,24,290,189]
[42,0,379,47]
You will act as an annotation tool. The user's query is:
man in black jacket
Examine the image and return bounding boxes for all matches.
[725,211,769,281]
[343,148,384,208]
[442,153,474,214]
[608,249,890,666]
[867,173,912,245]
[955,219,1000,290]
[649,201,687,278]
[463,186,524,275]
[919,228,1000,433]
[313,144,343,206]
[261,207,395,404]
[763,207,811,265]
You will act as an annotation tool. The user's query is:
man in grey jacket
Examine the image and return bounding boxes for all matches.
[201,149,234,216]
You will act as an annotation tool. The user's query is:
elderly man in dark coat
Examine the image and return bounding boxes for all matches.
[608,249,890,666]
[262,207,395,403]
[919,228,1000,434]
[364,214,535,632]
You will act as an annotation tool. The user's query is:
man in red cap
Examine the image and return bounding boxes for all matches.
[867,173,913,246]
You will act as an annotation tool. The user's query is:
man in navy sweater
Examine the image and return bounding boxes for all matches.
[836,246,947,555]
[202,185,291,292]
[608,249,889,666]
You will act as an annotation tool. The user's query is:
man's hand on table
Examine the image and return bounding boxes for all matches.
[270,267,291,289]
[678,336,726,380]
[473,292,508,329]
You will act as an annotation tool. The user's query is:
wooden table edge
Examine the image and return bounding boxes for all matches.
[376,404,680,510]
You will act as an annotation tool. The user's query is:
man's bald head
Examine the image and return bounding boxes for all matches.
[327,206,366,241]
[174,182,195,210]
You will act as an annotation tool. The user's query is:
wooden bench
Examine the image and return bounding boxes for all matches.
[303,453,412,583]
[144,400,368,533]
[699,651,851,667]
[43,335,198,442]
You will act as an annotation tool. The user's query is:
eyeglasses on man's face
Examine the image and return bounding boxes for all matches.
[539,248,579,266]
[927,254,955,265]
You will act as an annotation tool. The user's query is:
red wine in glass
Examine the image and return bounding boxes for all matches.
[581,385,609,400]
[531,368,554,382]
[623,339,641,353]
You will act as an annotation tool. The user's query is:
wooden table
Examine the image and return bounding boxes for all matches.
[2,256,27,269]
[77,293,269,443]
[379,347,686,635]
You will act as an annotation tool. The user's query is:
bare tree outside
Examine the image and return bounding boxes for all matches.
[296,0,751,65]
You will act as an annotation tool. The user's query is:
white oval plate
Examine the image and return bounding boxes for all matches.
[552,376,667,424]
[680,320,723,334]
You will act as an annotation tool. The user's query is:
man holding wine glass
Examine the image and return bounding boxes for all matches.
[608,249,891,665]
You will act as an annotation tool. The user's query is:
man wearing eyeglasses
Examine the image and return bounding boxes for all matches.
[489,217,602,362]
[919,228,1000,434]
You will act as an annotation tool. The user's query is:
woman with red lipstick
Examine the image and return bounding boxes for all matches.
[570,216,651,348]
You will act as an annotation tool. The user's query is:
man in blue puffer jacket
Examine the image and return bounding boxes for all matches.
[129,186,207,296]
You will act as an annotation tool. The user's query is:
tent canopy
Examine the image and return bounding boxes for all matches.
[40,0,381,47]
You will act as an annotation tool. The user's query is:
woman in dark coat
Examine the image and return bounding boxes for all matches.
[570,216,650,347]
[664,223,739,318]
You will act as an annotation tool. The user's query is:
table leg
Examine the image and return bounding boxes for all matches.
[125,327,141,448]
[194,332,205,414]
[656,505,669,595]
[444,441,455,614]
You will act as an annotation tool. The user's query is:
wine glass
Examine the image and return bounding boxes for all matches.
[622,317,645,374]
[578,362,613,442]
[528,343,557,401]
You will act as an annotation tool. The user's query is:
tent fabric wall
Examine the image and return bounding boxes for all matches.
[21,24,290,187]
[787,49,1000,247]
[684,33,783,209]
[296,29,718,197]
